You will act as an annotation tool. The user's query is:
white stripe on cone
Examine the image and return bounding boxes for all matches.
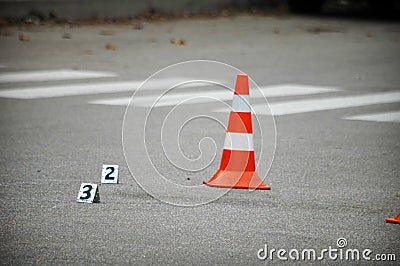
[231,95,251,112]
[223,132,254,151]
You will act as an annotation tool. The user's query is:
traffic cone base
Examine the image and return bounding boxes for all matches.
[385,213,400,224]
[203,170,270,190]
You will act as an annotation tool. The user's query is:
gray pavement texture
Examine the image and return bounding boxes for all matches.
[0,14,399,265]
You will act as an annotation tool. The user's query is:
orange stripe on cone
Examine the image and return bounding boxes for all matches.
[234,73,250,95]
[203,73,270,190]
[220,150,256,171]
[227,112,253,133]
[385,213,400,224]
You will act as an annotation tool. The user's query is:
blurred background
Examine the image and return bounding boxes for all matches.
[0,0,399,22]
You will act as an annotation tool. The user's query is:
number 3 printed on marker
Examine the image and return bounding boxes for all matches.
[77,183,100,203]
[79,184,93,200]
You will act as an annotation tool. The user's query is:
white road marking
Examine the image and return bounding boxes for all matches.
[0,78,205,99]
[90,84,339,106]
[256,84,339,97]
[344,111,400,123]
[0,81,140,99]
[248,91,400,116]
[0,69,117,83]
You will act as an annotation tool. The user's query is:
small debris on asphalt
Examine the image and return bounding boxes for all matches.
[221,9,231,17]
[306,27,343,34]
[132,21,143,30]
[99,29,115,36]
[0,28,13,36]
[366,32,373,38]
[274,27,280,34]
[83,49,94,55]
[355,74,365,80]
[105,42,116,50]
[19,33,30,42]
[62,33,71,39]
[23,15,41,25]
[170,38,186,45]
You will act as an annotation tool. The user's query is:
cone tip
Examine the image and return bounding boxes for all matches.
[235,73,249,95]
[236,73,248,83]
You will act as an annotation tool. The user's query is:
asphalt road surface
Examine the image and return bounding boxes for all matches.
[0,14,399,265]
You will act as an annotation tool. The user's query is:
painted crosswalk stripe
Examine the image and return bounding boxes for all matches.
[245,91,400,116]
[344,111,400,123]
[0,78,207,99]
[0,81,140,99]
[90,84,339,106]
[0,69,117,83]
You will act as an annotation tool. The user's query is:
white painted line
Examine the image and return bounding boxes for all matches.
[344,111,400,123]
[0,81,140,99]
[0,78,205,99]
[0,69,117,83]
[224,132,254,151]
[90,96,133,106]
[90,84,339,106]
[258,84,339,97]
[249,91,400,116]
[91,92,231,107]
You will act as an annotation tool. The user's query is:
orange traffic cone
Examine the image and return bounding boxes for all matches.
[385,213,400,224]
[203,74,270,190]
